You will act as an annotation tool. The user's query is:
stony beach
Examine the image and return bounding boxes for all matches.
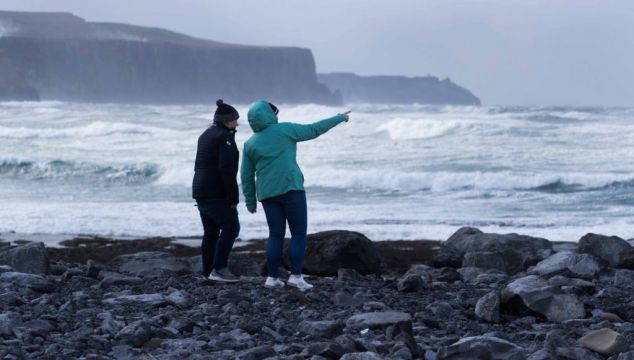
[2,228,634,359]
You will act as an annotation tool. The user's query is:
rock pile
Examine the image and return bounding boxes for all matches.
[1,228,634,359]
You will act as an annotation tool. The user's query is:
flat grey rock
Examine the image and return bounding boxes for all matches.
[298,320,344,338]
[437,336,525,360]
[501,275,586,322]
[346,311,412,330]
[110,251,191,277]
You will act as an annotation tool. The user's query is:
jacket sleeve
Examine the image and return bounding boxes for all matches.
[218,134,239,205]
[283,114,346,142]
[240,145,257,211]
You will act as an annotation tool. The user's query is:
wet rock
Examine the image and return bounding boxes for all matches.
[334,292,364,307]
[0,242,50,274]
[614,269,634,287]
[547,275,595,294]
[86,259,108,278]
[298,320,344,338]
[532,251,601,279]
[99,271,144,287]
[346,311,412,330]
[160,339,206,351]
[578,328,629,356]
[475,291,500,323]
[444,227,553,271]
[578,233,632,267]
[338,268,362,282]
[110,251,191,277]
[115,320,153,347]
[0,272,54,292]
[463,249,525,274]
[340,352,382,360]
[0,312,22,336]
[397,274,426,292]
[501,275,586,322]
[302,342,346,358]
[103,290,188,307]
[458,267,508,284]
[223,328,252,344]
[556,346,603,360]
[293,231,384,276]
[618,352,634,360]
[21,319,56,336]
[432,267,462,282]
[437,336,525,360]
[425,302,454,318]
[235,345,276,360]
[387,320,424,358]
[0,291,23,306]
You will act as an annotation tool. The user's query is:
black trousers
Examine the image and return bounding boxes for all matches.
[196,198,240,277]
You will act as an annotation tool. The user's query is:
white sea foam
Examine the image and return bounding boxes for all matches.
[0,19,18,38]
[2,102,634,242]
[0,121,178,139]
[375,118,465,140]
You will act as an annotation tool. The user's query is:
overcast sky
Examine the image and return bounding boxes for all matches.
[3,0,634,106]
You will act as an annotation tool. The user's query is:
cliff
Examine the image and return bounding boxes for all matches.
[0,11,341,105]
[318,72,481,106]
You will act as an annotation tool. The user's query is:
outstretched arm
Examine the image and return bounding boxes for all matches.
[240,148,257,213]
[284,111,350,142]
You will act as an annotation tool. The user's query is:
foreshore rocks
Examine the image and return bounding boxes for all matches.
[1,228,634,359]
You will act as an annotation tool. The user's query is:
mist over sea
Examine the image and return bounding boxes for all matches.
[1,101,634,243]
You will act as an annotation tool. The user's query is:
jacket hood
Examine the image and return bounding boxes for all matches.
[247,100,278,133]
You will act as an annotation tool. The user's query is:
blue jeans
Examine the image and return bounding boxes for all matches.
[262,190,307,277]
[196,198,240,277]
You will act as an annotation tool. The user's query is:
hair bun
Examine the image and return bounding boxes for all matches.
[216,99,224,106]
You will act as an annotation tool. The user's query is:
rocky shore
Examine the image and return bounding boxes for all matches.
[2,228,634,359]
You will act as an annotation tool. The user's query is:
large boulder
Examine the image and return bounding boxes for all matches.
[437,336,525,360]
[109,252,191,277]
[286,231,383,276]
[0,242,50,274]
[578,233,633,268]
[501,275,585,322]
[531,251,601,279]
[444,227,553,274]
[462,249,525,274]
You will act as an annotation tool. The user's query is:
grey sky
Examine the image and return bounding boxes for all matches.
[3,0,634,106]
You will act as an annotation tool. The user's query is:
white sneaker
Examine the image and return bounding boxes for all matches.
[287,274,314,291]
[264,277,285,289]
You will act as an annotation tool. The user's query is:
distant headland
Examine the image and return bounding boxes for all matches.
[0,11,480,106]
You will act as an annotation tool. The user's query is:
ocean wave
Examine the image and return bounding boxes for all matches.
[0,121,174,139]
[375,118,467,140]
[0,159,160,184]
[304,167,634,193]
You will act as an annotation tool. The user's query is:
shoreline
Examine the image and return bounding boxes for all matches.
[0,232,443,276]
[2,228,633,358]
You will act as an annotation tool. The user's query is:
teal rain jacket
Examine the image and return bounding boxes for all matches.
[240,100,346,211]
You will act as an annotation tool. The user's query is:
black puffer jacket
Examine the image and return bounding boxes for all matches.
[192,122,239,204]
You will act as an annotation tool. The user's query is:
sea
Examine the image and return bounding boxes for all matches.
[1,101,634,244]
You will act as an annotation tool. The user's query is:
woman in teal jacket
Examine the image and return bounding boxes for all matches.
[241,100,350,290]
